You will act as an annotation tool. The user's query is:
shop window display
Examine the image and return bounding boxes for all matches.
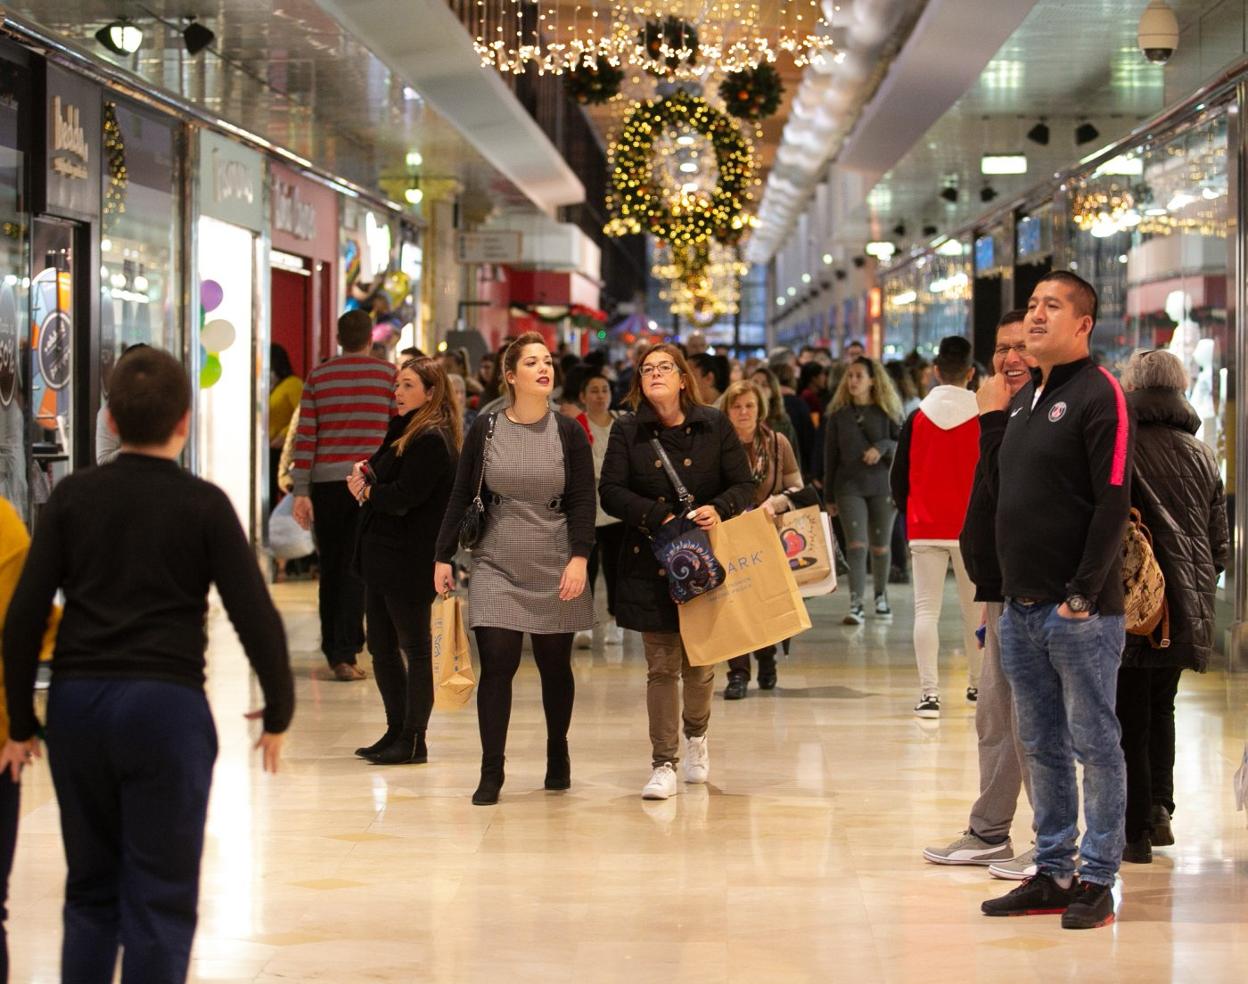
[881,267,918,358]
[0,58,28,519]
[915,247,971,357]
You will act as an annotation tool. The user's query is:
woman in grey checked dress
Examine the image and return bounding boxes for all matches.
[435,333,596,806]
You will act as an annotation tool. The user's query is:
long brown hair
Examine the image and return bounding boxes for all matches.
[393,357,463,455]
[828,356,904,423]
[501,330,550,404]
[625,343,704,412]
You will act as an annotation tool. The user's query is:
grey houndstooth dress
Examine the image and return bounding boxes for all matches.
[467,413,594,634]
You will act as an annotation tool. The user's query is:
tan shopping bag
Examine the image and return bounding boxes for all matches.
[778,505,832,586]
[679,509,812,666]
[431,595,476,710]
[796,512,838,599]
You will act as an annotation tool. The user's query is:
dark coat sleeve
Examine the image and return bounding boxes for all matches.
[708,415,756,520]
[599,419,671,533]
[1209,473,1230,576]
[890,410,916,512]
[434,414,488,564]
[876,408,901,459]
[369,431,453,517]
[822,413,841,495]
[560,416,597,559]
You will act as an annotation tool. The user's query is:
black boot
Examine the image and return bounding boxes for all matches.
[367,730,428,765]
[724,671,748,700]
[757,658,777,691]
[472,755,506,805]
[544,738,571,791]
[1122,834,1153,864]
[355,729,398,758]
[359,652,407,758]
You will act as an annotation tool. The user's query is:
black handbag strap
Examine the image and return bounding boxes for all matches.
[649,437,696,509]
[472,413,497,505]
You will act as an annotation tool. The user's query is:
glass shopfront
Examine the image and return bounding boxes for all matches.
[0,51,29,519]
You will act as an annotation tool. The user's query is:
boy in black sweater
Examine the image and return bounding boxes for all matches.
[2,347,294,983]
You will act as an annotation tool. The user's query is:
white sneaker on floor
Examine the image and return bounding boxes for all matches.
[923,831,1015,866]
[604,620,624,645]
[914,693,940,719]
[574,630,593,650]
[989,846,1038,880]
[683,735,710,784]
[642,763,679,800]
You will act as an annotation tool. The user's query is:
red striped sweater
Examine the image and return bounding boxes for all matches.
[289,354,395,495]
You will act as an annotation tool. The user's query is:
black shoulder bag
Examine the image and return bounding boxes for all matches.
[648,437,726,605]
[458,413,497,550]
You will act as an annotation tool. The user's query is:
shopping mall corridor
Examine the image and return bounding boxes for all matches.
[7,582,1247,983]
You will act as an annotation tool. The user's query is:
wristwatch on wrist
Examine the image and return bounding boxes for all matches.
[1065,594,1092,614]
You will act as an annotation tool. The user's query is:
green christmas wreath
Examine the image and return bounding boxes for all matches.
[607,90,754,247]
[565,58,623,105]
[719,64,784,121]
[639,17,698,76]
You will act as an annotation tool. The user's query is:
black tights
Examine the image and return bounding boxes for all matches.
[473,627,575,760]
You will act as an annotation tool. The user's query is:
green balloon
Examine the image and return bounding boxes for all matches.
[200,354,223,389]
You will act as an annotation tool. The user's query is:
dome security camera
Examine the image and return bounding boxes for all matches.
[1139,0,1179,64]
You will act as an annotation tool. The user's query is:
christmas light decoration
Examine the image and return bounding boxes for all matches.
[102,101,128,217]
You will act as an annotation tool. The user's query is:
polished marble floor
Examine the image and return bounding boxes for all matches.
[8,579,1248,983]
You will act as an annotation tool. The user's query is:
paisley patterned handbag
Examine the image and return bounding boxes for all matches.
[648,438,726,604]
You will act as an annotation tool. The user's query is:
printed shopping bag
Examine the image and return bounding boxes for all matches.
[431,594,476,710]
[794,512,838,599]
[679,508,811,666]
[777,505,832,587]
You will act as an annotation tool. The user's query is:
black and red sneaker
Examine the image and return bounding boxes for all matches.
[981,872,1078,917]
[1061,879,1116,929]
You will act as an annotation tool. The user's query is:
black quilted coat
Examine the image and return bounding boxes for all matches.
[1123,388,1229,671]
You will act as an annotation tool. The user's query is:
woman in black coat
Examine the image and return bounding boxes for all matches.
[1116,349,1229,863]
[599,343,754,801]
[348,357,461,765]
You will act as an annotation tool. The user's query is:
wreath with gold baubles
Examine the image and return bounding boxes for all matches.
[607,90,754,247]
[639,16,698,76]
[565,58,624,105]
[718,64,784,122]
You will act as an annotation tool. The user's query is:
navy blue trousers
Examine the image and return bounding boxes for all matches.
[0,771,18,983]
[46,679,217,984]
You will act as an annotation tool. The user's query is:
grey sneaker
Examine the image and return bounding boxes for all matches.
[989,846,1038,880]
[923,831,1015,866]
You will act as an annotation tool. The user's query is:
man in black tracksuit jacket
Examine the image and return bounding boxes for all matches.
[980,272,1134,931]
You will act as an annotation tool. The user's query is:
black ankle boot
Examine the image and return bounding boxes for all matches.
[544,739,571,791]
[367,731,428,765]
[472,755,506,805]
[757,660,777,691]
[355,729,398,758]
[724,671,748,700]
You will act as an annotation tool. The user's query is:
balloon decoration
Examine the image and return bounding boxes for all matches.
[197,279,237,389]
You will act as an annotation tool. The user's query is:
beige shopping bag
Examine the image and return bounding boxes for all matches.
[796,512,838,598]
[679,509,812,666]
[778,505,832,587]
[431,594,476,710]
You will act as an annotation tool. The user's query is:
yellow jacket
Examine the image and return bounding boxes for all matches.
[0,499,59,742]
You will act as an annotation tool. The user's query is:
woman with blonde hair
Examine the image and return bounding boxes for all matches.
[721,379,803,698]
[349,357,462,764]
[823,357,903,624]
[600,344,753,799]
[749,365,800,450]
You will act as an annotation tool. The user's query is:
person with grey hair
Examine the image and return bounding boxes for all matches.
[1116,348,1228,863]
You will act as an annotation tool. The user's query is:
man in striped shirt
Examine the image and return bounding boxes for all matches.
[291,310,395,681]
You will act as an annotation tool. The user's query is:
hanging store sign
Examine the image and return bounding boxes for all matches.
[198,130,263,232]
[457,230,523,264]
[43,66,101,217]
[270,163,338,261]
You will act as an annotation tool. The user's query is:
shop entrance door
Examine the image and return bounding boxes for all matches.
[29,216,86,518]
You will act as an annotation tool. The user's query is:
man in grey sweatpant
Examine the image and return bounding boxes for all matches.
[922,311,1036,876]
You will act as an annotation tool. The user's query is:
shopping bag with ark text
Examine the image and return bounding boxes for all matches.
[431,594,476,710]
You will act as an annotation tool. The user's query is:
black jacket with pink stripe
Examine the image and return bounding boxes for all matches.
[996,357,1135,615]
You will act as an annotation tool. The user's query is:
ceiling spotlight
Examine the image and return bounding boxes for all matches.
[404,184,424,205]
[981,186,999,203]
[182,18,215,56]
[1075,122,1100,146]
[405,150,423,169]
[939,186,958,204]
[892,223,907,238]
[834,269,848,281]
[922,224,938,237]
[821,252,834,265]
[95,18,143,55]
[1026,122,1050,146]
[852,256,866,268]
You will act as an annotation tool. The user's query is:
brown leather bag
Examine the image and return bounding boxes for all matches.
[1122,507,1170,648]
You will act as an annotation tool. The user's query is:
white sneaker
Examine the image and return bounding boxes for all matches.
[683,735,709,784]
[988,846,1038,880]
[642,762,679,800]
[574,630,593,650]
[604,620,624,645]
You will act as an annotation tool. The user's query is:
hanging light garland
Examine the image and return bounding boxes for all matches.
[465,1,834,79]
[103,101,128,218]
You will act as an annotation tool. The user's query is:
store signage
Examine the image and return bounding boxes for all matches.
[43,66,101,217]
[197,130,264,232]
[274,178,317,241]
[457,230,523,264]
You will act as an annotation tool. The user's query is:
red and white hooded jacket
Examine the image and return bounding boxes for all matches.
[889,385,980,544]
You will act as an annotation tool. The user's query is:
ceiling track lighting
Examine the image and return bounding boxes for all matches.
[182,18,215,56]
[981,186,999,204]
[922,224,938,237]
[939,186,958,204]
[892,222,907,238]
[95,18,144,55]
[1026,121,1050,146]
[1075,122,1100,146]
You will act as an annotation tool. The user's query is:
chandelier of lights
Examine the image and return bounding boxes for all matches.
[654,240,747,326]
[465,1,834,79]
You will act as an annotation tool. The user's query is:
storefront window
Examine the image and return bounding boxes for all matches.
[881,266,918,358]
[0,57,28,519]
[100,99,181,389]
[915,248,972,356]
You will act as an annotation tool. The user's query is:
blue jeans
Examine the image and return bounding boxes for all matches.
[999,601,1126,886]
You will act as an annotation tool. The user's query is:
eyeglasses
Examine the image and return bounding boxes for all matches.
[993,344,1028,358]
[640,361,679,378]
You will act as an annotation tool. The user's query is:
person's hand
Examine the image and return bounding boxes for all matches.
[826,502,838,517]
[977,373,1012,415]
[433,562,456,596]
[862,447,882,466]
[687,505,721,530]
[761,500,777,521]
[559,557,588,601]
[292,496,314,530]
[245,710,285,773]
[0,738,40,782]
[346,473,367,500]
[1056,602,1091,620]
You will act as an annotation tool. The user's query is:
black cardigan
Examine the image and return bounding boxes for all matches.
[355,414,457,590]
[434,411,596,564]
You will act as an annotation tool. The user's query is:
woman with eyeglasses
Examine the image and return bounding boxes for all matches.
[599,344,753,801]
[434,332,596,805]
